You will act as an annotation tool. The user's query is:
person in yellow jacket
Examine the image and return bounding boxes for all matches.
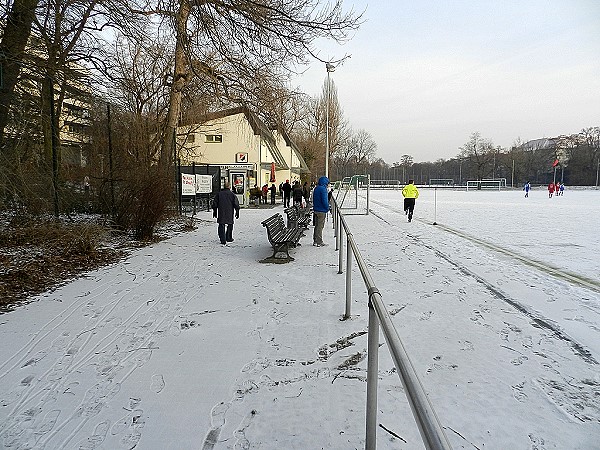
[401,179,419,222]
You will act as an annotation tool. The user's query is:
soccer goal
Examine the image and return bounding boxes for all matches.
[466,179,506,191]
[333,174,370,215]
[429,178,454,186]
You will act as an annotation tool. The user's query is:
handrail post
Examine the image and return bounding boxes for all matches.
[366,298,379,450]
[336,210,340,252]
[338,226,343,273]
[344,234,352,319]
[366,174,370,215]
[333,204,338,236]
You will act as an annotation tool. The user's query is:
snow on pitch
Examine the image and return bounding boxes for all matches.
[0,188,599,449]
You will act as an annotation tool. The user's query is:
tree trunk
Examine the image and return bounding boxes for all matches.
[162,0,191,167]
[0,0,39,147]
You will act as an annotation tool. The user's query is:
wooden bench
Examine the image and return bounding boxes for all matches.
[261,213,304,262]
[284,205,311,230]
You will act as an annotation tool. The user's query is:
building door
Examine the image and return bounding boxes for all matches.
[230,172,246,205]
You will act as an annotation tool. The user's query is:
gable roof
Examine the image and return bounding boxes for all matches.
[181,106,287,168]
[274,127,311,174]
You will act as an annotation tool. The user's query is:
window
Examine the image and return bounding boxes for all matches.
[64,121,86,134]
[205,134,222,143]
[185,134,195,143]
[64,103,85,118]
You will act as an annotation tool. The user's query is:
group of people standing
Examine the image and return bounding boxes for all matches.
[280,180,310,208]
[212,177,326,246]
[524,181,565,198]
[547,182,565,198]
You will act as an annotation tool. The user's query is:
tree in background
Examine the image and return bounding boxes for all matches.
[400,154,413,182]
[459,132,496,182]
[331,131,382,181]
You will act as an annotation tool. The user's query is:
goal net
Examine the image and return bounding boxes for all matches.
[429,178,455,186]
[466,179,506,191]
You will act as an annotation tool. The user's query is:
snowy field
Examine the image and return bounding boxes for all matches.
[0,188,599,449]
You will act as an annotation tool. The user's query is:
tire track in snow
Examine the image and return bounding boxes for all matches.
[369,199,600,293]
[367,204,598,365]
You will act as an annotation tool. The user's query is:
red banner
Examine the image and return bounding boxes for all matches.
[269,162,276,182]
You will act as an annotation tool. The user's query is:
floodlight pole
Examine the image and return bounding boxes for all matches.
[325,62,336,179]
[511,159,515,188]
[596,159,599,189]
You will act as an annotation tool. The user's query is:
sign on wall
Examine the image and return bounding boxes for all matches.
[195,175,213,194]
[236,152,248,163]
[181,173,195,196]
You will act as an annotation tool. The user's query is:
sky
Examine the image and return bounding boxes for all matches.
[1,188,599,449]
[295,0,600,163]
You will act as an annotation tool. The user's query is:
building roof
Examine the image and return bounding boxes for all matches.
[520,138,557,151]
[181,106,288,168]
[274,126,311,174]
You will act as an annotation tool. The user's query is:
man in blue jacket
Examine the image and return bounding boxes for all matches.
[312,176,329,246]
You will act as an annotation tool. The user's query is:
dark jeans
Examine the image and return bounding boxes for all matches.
[403,198,416,220]
[218,223,233,244]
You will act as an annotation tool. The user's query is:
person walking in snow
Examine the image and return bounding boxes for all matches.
[559,183,565,196]
[524,181,531,198]
[312,176,330,246]
[402,179,419,222]
[548,182,555,198]
[212,180,240,245]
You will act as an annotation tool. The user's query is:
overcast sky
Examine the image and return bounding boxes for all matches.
[295,0,600,164]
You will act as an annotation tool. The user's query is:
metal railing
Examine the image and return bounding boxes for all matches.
[331,200,452,450]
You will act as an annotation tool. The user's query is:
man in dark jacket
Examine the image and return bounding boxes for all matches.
[281,180,292,207]
[213,180,240,245]
[292,181,303,206]
[312,176,329,246]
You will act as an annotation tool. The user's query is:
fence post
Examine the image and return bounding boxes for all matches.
[338,225,344,273]
[366,297,379,450]
[344,234,352,319]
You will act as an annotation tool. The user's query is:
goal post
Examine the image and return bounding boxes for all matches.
[466,179,506,191]
[429,178,454,186]
[334,174,370,215]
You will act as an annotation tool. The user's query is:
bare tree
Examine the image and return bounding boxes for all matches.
[0,0,40,147]
[150,0,362,165]
[291,95,324,178]
[459,132,495,181]
[350,128,376,173]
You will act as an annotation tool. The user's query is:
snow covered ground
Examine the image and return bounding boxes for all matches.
[1,188,599,449]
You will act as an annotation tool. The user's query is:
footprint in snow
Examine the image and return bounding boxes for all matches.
[150,374,165,393]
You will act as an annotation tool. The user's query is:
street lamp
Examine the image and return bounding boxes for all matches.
[325,62,336,179]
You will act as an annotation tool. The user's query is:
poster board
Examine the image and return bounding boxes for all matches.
[195,175,213,194]
[181,173,195,196]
